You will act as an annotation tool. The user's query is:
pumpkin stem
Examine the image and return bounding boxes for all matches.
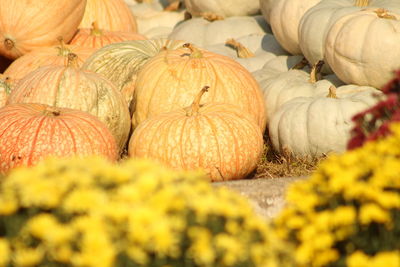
[56,36,71,57]
[373,8,397,20]
[90,21,103,36]
[182,43,203,58]
[200,12,224,21]
[4,38,14,50]
[164,0,181,11]
[186,86,209,116]
[44,106,61,117]
[326,86,337,98]
[67,53,79,68]
[225,38,255,58]
[308,60,324,83]
[291,57,309,70]
[354,0,369,7]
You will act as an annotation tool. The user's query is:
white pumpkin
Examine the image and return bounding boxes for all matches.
[204,33,288,72]
[268,0,321,55]
[260,0,276,24]
[325,8,400,89]
[269,85,381,158]
[168,15,271,47]
[184,0,260,17]
[298,0,400,73]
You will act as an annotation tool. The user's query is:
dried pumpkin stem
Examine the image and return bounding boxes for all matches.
[67,53,79,68]
[164,0,181,11]
[187,86,209,116]
[373,8,397,20]
[56,36,71,57]
[326,86,337,98]
[4,38,14,50]
[355,0,369,7]
[308,60,324,83]
[183,43,203,58]
[200,12,224,21]
[44,106,61,117]
[291,57,309,70]
[91,21,103,36]
[225,38,255,58]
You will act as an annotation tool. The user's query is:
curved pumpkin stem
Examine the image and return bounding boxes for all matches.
[186,86,209,116]
[200,12,224,21]
[326,85,338,98]
[225,38,255,58]
[373,8,397,20]
[355,0,369,7]
[56,36,71,57]
[182,43,203,58]
[308,60,324,83]
[90,21,103,36]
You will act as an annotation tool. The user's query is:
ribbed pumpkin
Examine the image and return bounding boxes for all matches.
[184,0,260,17]
[3,39,96,83]
[0,0,86,59]
[129,87,264,182]
[132,43,267,132]
[0,75,11,108]
[80,0,138,32]
[70,22,147,49]
[7,54,131,152]
[82,39,185,106]
[0,103,118,174]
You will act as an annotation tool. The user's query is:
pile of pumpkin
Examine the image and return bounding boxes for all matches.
[0,0,399,181]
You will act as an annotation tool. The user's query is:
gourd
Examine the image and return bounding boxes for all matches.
[128,86,264,181]
[7,54,131,152]
[0,0,86,59]
[184,0,260,17]
[132,43,266,132]
[0,103,118,174]
[269,85,381,157]
[70,22,147,50]
[324,8,400,88]
[79,0,138,32]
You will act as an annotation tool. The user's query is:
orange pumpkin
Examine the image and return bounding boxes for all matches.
[0,103,118,174]
[0,0,86,59]
[128,86,264,182]
[70,22,147,49]
[80,0,138,32]
[7,54,131,152]
[132,43,266,132]
[4,39,96,83]
[0,75,11,108]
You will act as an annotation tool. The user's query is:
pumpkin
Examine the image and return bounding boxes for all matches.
[80,0,138,32]
[298,0,400,73]
[256,59,344,124]
[7,54,131,152]
[132,43,266,132]
[184,0,260,17]
[0,0,86,59]
[3,38,96,83]
[324,8,400,89]
[269,85,381,158]
[82,38,185,107]
[0,75,11,108]
[260,0,276,24]
[268,0,321,55]
[70,22,147,50]
[0,103,118,174]
[128,86,264,182]
[168,15,271,47]
[204,33,288,72]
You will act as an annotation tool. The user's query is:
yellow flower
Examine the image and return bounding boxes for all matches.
[370,251,400,267]
[13,246,44,267]
[331,206,357,227]
[347,251,370,267]
[62,187,108,214]
[0,193,18,215]
[215,233,245,266]
[359,203,390,225]
[187,227,215,266]
[0,238,10,267]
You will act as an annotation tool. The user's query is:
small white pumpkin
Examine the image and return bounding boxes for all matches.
[269,85,381,158]
[324,8,400,89]
[184,0,260,17]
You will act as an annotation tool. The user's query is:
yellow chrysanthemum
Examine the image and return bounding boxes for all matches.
[0,238,10,267]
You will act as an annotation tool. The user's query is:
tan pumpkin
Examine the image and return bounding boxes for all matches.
[132,43,266,132]
[0,75,11,108]
[0,0,86,59]
[184,0,260,17]
[129,86,264,182]
[70,22,147,49]
[82,39,185,107]
[80,0,138,32]
[7,54,131,152]
[4,39,96,83]
[0,103,118,174]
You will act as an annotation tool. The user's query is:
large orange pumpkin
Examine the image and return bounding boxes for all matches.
[0,75,11,108]
[70,22,147,50]
[3,39,96,83]
[0,0,86,59]
[0,103,118,174]
[132,43,266,132]
[7,54,131,152]
[129,86,264,182]
[80,0,138,32]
